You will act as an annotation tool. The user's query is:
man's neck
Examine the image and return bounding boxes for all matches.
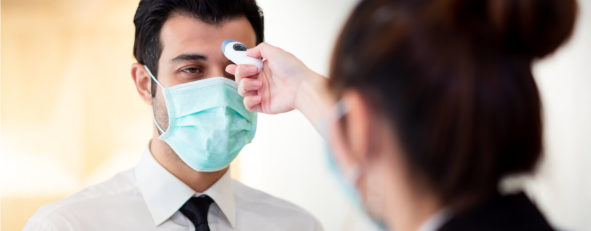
[149,138,227,193]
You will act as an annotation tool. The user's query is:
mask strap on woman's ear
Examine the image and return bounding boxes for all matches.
[345,163,362,186]
[323,99,360,182]
[328,100,364,187]
[318,99,349,140]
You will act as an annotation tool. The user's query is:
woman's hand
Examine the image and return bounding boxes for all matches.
[225,42,317,113]
[226,42,334,129]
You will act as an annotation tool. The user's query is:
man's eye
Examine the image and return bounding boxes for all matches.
[181,67,201,73]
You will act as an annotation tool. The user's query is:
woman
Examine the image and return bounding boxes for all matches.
[226,0,577,230]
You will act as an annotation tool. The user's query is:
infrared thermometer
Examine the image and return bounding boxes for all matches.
[221,40,263,73]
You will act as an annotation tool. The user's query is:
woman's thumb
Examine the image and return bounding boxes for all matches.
[247,42,275,59]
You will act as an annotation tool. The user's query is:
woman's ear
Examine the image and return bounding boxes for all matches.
[329,90,373,171]
[131,63,153,105]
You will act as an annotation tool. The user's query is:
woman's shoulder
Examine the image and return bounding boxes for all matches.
[439,192,553,231]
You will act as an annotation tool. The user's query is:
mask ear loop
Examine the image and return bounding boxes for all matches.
[144,65,165,89]
[151,107,165,135]
[335,100,386,230]
[144,65,166,135]
[319,99,348,139]
[323,100,363,186]
[364,163,389,230]
[324,99,387,230]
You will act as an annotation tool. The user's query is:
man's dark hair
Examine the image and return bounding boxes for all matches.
[132,0,264,97]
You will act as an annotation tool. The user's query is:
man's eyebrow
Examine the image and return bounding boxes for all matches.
[171,53,207,63]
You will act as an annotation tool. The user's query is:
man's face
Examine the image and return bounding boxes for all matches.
[153,12,257,131]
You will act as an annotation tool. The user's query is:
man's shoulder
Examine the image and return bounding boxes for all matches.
[24,169,144,230]
[232,180,323,230]
[36,169,138,213]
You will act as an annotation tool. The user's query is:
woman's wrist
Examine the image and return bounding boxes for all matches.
[294,72,335,131]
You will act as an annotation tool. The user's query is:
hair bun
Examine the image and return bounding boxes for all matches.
[487,0,577,58]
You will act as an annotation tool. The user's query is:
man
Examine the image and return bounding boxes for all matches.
[24,0,322,230]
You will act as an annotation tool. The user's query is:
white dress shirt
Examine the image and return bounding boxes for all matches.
[24,148,323,231]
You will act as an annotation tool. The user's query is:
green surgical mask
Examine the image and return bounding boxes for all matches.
[145,65,257,172]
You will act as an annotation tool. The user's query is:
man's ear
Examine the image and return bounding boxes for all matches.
[131,63,153,105]
[330,90,373,171]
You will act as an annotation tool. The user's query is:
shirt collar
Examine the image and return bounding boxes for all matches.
[135,146,236,227]
[198,167,236,228]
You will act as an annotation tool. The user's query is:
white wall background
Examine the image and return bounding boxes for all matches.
[239,0,591,230]
[529,0,591,229]
[237,0,375,230]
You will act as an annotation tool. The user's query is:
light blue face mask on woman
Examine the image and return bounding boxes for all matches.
[145,66,257,172]
[321,100,387,231]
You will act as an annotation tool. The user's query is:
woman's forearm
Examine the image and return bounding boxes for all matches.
[294,73,335,133]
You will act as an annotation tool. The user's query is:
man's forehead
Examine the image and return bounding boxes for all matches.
[159,12,257,55]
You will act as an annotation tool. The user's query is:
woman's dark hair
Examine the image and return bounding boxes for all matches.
[330,0,577,207]
[132,0,264,96]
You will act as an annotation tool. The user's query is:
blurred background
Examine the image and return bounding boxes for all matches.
[1,0,590,230]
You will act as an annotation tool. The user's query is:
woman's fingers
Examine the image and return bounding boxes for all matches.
[246,42,269,59]
[243,91,262,112]
[238,78,262,96]
[226,63,262,112]
[225,64,237,75]
[232,64,259,83]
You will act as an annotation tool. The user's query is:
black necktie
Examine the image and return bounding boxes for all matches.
[180,195,214,231]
